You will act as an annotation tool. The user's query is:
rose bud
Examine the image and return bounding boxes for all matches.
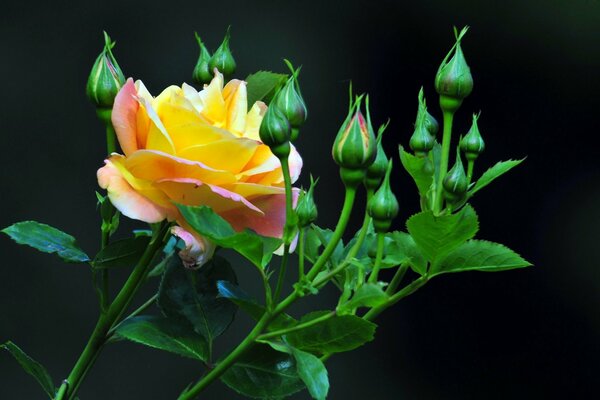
[296,175,319,227]
[208,26,236,79]
[192,32,212,85]
[460,113,485,161]
[409,97,435,157]
[86,31,125,110]
[417,88,439,136]
[443,148,468,204]
[435,26,473,113]
[259,103,291,159]
[364,121,389,191]
[332,95,377,187]
[368,160,400,233]
[274,60,307,141]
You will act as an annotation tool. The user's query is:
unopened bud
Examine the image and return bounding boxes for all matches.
[435,27,473,113]
[86,32,125,109]
[274,60,307,141]
[443,148,468,204]
[296,176,319,227]
[192,32,212,85]
[460,113,485,161]
[208,26,236,79]
[259,104,291,159]
[365,121,389,191]
[409,92,435,157]
[368,160,400,233]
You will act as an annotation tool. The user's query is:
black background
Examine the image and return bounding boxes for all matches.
[1,0,599,399]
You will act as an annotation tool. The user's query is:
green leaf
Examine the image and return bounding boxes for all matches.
[1,341,54,398]
[158,255,237,346]
[399,145,434,196]
[311,225,345,267]
[177,205,281,268]
[289,347,329,400]
[2,221,89,263]
[387,231,428,275]
[246,71,288,106]
[406,204,479,267]
[432,240,532,276]
[303,227,322,263]
[92,236,151,269]
[114,315,209,361]
[216,280,296,331]
[220,344,305,399]
[340,283,389,312]
[286,313,376,354]
[469,159,525,196]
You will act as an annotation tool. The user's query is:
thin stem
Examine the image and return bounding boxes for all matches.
[107,293,159,337]
[55,380,68,400]
[257,311,335,341]
[274,155,294,302]
[105,124,117,155]
[363,276,428,321]
[62,221,170,400]
[386,264,409,295]
[344,188,373,262]
[259,267,274,311]
[434,111,455,213]
[100,229,110,312]
[306,186,357,282]
[298,228,306,279]
[367,233,385,284]
[466,159,475,185]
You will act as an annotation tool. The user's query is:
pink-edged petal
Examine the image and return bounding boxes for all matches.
[125,149,236,186]
[171,224,216,269]
[220,188,300,239]
[288,144,303,184]
[220,182,285,200]
[97,157,170,223]
[154,177,263,214]
[111,78,139,156]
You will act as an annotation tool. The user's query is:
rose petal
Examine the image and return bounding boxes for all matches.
[138,95,176,154]
[97,156,171,223]
[154,177,263,214]
[111,78,139,156]
[198,70,226,126]
[244,101,267,141]
[171,224,216,269]
[125,150,236,186]
[223,79,248,135]
[178,138,259,174]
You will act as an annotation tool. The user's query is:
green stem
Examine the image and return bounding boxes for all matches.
[466,159,475,185]
[55,380,68,400]
[367,233,385,284]
[274,155,294,302]
[306,186,357,282]
[363,276,428,321]
[386,264,408,295]
[298,228,306,279]
[344,188,373,262]
[100,229,110,312]
[62,222,170,400]
[256,311,335,341]
[434,111,455,213]
[106,293,159,338]
[105,124,117,155]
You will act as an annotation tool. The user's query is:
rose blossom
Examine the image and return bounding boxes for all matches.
[97,71,302,267]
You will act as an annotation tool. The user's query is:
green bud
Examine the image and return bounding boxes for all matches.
[435,27,473,112]
[365,121,389,191]
[274,60,307,140]
[86,31,126,108]
[296,176,319,227]
[368,160,400,233]
[460,113,485,161]
[409,92,435,157]
[208,26,236,79]
[332,95,377,183]
[192,32,212,85]
[259,103,291,158]
[417,88,439,136]
[443,148,468,204]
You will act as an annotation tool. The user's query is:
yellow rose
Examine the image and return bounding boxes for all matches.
[97,71,302,267]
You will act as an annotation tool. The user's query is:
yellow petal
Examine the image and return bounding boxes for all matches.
[223,79,247,135]
[167,122,236,152]
[178,138,259,174]
[198,70,226,127]
[138,97,176,154]
[244,101,267,141]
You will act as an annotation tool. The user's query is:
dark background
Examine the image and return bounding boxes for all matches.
[1,0,599,399]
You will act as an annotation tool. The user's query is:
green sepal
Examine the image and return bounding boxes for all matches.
[245,71,288,107]
[1,341,55,398]
[113,315,209,361]
[2,221,90,263]
[431,239,532,277]
[177,205,281,269]
[96,192,119,236]
[158,255,237,347]
[92,236,151,269]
